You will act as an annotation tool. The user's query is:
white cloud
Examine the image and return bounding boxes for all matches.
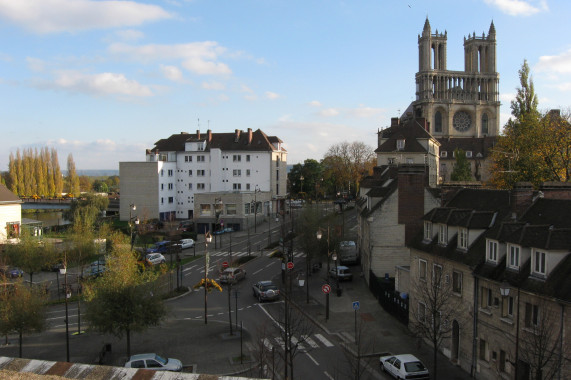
[26,57,45,72]
[319,108,340,117]
[308,100,322,107]
[499,92,515,103]
[115,29,144,41]
[109,41,231,75]
[536,48,571,74]
[51,70,153,97]
[201,81,225,90]
[551,82,571,91]
[240,84,254,93]
[483,0,548,16]
[265,91,280,100]
[0,0,172,34]
[347,105,384,118]
[160,65,184,82]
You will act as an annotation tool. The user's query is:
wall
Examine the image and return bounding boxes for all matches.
[119,162,160,221]
[0,203,21,243]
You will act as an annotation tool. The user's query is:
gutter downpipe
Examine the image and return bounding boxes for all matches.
[471,276,479,377]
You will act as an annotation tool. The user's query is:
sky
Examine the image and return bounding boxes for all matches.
[1,0,570,171]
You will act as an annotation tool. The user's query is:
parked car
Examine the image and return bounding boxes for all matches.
[146,241,171,254]
[219,267,246,284]
[0,266,24,278]
[213,227,233,235]
[145,253,166,266]
[379,354,430,380]
[174,238,194,250]
[177,220,193,232]
[329,265,352,281]
[252,280,280,302]
[338,240,359,265]
[124,353,182,372]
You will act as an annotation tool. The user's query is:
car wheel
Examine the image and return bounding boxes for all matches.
[380,363,385,372]
[258,295,262,303]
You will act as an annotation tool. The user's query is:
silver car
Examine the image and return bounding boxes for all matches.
[125,353,182,371]
[219,267,246,284]
[253,280,280,302]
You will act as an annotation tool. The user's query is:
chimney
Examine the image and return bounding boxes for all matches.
[397,165,429,244]
[207,129,212,143]
[391,117,400,127]
[235,129,241,142]
[248,128,253,144]
[539,182,571,200]
[511,182,534,218]
[196,130,201,140]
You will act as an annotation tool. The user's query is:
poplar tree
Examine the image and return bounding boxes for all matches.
[52,148,63,196]
[67,153,80,196]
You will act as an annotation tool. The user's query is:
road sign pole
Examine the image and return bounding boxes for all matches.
[326,293,329,321]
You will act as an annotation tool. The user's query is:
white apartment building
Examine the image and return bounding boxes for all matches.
[120,128,288,229]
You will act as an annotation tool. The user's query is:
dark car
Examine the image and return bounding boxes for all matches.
[146,241,171,254]
[0,266,24,278]
[252,280,280,302]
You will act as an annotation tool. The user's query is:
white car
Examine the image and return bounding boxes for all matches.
[125,353,182,371]
[145,253,166,266]
[175,238,194,250]
[380,354,430,380]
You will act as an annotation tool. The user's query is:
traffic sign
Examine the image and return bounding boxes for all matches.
[352,301,360,311]
[287,261,294,270]
[222,261,229,268]
[322,284,331,294]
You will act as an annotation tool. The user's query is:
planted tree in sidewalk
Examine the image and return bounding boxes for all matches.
[3,228,53,285]
[0,282,47,358]
[295,206,322,303]
[339,314,377,380]
[83,236,166,357]
[410,258,466,380]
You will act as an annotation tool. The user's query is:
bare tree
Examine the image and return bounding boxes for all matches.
[339,314,378,380]
[410,258,466,379]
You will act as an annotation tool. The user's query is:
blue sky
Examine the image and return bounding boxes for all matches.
[1,0,570,170]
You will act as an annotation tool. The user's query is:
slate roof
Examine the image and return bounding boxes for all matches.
[149,129,284,153]
[437,136,497,160]
[0,184,21,204]
[375,118,437,154]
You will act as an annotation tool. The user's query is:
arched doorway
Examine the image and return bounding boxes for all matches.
[452,320,460,362]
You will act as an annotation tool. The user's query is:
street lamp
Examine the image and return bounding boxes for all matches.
[316,227,331,321]
[59,262,70,362]
[129,204,139,251]
[253,186,261,233]
[204,232,212,324]
[332,252,340,296]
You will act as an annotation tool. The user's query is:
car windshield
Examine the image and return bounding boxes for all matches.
[404,361,426,372]
[154,354,167,365]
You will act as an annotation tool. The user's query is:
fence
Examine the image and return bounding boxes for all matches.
[369,271,409,325]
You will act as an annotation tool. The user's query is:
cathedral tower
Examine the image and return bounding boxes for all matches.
[413,19,500,139]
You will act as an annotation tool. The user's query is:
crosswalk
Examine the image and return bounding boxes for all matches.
[207,250,305,258]
[259,332,334,353]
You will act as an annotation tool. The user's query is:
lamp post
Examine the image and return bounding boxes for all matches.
[300,175,304,195]
[253,186,260,233]
[316,227,330,321]
[332,252,340,296]
[214,198,222,249]
[129,204,139,251]
[204,232,212,324]
[59,263,70,362]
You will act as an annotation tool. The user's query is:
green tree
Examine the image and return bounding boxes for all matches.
[511,59,539,121]
[450,149,473,181]
[3,229,53,284]
[52,148,63,196]
[92,180,109,193]
[84,239,167,357]
[64,193,109,226]
[67,153,80,196]
[0,282,47,358]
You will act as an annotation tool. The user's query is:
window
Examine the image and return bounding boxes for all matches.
[168,169,173,176]
[161,197,164,204]
[397,139,405,151]
[481,286,492,308]
[418,302,426,323]
[525,303,539,328]
[233,169,241,177]
[233,155,241,162]
[160,169,164,176]
[388,157,396,165]
[276,169,279,181]
[479,339,489,361]
[246,169,251,176]
[247,155,251,162]
[244,203,250,215]
[161,184,164,190]
[197,155,205,162]
[433,264,443,285]
[197,170,205,176]
[419,259,427,280]
[439,224,447,244]
[226,204,237,215]
[406,158,414,164]
[508,245,520,269]
[246,184,251,190]
[487,240,498,263]
[423,221,432,240]
[481,113,489,134]
[6,222,19,238]
[533,250,546,275]
[168,197,174,204]
[168,183,173,190]
[435,111,442,133]
[188,170,193,176]
[200,204,212,216]
[197,183,205,190]
[233,183,241,190]
[502,296,514,318]
[459,228,468,249]
[466,151,473,158]
[499,350,506,372]
[188,183,192,190]
[452,271,462,294]
[186,155,193,162]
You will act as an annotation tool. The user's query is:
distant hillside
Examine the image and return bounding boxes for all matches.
[62,170,119,177]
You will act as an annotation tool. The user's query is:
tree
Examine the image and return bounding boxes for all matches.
[83,239,167,357]
[92,180,109,193]
[288,159,323,199]
[295,206,323,303]
[0,282,47,358]
[64,193,109,226]
[511,60,539,122]
[3,228,53,284]
[450,149,473,181]
[67,153,80,196]
[410,259,466,380]
[536,109,571,182]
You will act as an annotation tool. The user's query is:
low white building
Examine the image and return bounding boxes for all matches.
[0,184,22,244]
[120,128,288,230]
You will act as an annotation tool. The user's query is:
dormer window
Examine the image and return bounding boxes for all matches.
[423,221,432,241]
[466,151,473,158]
[508,244,521,270]
[438,224,447,245]
[487,240,498,263]
[532,250,546,276]
[441,151,448,158]
[458,228,468,250]
[397,139,405,151]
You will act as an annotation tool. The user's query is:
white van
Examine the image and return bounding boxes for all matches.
[338,241,358,265]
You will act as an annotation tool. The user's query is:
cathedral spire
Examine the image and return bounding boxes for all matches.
[422,17,431,36]
[488,20,496,38]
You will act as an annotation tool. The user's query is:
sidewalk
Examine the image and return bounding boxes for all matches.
[286,268,470,380]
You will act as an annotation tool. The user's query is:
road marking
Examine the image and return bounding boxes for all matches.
[340,331,355,343]
[265,262,275,268]
[183,265,197,272]
[274,337,285,349]
[304,336,319,349]
[314,334,334,347]
[253,268,264,275]
[263,338,272,351]
[305,352,319,366]
[324,371,335,380]
[237,251,247,257]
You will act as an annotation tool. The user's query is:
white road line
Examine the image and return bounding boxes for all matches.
[253,268,264,275]
[324,371,335,380]
[314,333,334,347]
[274,337,285,349]
[263,338,273,351]
[265,262,275,268]
[237,252,247,257]
[340,331,355,343]
[304,336,319,349]
[305,352,319,366]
